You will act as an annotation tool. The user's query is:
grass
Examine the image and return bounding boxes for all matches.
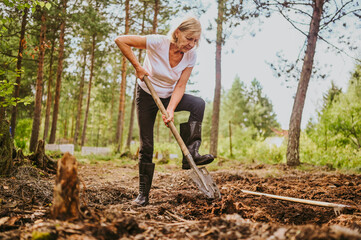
[44,133,361,174]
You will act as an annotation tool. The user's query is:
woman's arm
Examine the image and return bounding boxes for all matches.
[114,35,148,79]
[162,67,193,125]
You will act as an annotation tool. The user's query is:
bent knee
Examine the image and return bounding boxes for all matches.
[195,97,205,110]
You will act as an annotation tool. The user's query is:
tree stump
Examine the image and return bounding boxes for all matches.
[0,119,13,176]
[52,152,80,220]
[35,139,46,170]
[28,140,57,173]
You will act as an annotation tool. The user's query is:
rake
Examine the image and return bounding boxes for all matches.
[241,189,352,216]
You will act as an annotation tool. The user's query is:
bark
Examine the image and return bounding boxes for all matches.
[52,152,80,220]
[96,112,100,146]
[108,75,117,145]
[153,0,159,33]
[210,0,224,157]
[49,0,67,144]
[0,102,4,124]
[34,140,45,170]
[63,105,68,139]
[81,34,96,147]
[73,51,87,146]
[126,2,147,151]
[70,104,75,139]
[10,7,29,137]
[43,39,56,141]
[30,13,47,152]
[0,119,13,176]
[286,0,324,166]
[126,80,137,149]
[116,0,130,152]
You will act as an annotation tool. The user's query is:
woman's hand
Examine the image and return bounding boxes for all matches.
[162,108,174,127]
[135,66,149,81]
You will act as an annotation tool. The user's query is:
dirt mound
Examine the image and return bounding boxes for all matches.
[1,162,360,239]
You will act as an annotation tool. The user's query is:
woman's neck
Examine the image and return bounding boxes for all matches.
[170,42,184,55]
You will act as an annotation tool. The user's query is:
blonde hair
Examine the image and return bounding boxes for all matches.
[170,17,202,47]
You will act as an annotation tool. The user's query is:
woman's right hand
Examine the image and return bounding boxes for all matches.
[135,66,149,81]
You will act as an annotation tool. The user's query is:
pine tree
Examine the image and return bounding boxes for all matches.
[49,0,67,144]
[30,10,47,152]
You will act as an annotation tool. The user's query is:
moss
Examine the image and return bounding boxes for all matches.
[31,231,56,240]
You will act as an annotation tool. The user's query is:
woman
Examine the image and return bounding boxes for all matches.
[115,17,214,206]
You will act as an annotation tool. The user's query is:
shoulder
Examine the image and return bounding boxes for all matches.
[146,34,169,48]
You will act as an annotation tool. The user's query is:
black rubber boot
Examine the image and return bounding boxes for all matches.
[133,162,155,206]
[180,121,214,170]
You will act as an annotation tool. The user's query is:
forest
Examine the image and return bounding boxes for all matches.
[1,0,361,239]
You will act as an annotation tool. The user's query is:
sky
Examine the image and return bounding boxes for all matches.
[174,1,360,130]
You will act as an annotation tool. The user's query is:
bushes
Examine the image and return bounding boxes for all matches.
[300,133,361,171]
[217,125,286,164]
[14,118,32,151]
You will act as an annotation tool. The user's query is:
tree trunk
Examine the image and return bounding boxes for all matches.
[116,0,130,152]
[0,119,13,176]
[10,7,29,137]
[153,0,159,33]
[108,75,117,145]
[0,100,4,123]
[96,111,100,147]
[73,51,87,146]
[49,0,67,144]
[63,105,68,139]
[70,103,75,140]
[126,80,137,149]
[126,2,147,151]
[81,34,96,147]
[210,0,224,157]
[286,0,324,166]
[30,12,47,152]
[43,39,56,141]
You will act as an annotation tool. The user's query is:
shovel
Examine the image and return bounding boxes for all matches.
[143,76,221,199]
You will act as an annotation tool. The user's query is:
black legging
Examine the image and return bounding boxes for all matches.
[136,85,205,163]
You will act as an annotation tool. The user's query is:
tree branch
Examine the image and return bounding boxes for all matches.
[277,6,308,37]
[317,34,361,63]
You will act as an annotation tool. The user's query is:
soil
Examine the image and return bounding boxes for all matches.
[1,159,361,240]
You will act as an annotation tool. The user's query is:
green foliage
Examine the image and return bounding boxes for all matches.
[217,123,286,164]
[221,76,280,139]
[222,76,247,125]
[300,133,361,171]
[0,80,32,108]
[303,64,361,171]
[307,65,361,150]
[14,118,32,150]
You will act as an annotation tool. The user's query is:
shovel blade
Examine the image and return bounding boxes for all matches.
[189,167,221,199]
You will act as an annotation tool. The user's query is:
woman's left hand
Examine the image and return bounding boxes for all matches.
[162,109,174,127]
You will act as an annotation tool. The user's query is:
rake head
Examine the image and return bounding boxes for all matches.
[333,207,344,216]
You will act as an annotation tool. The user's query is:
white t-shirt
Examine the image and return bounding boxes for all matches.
[137,34,197,98]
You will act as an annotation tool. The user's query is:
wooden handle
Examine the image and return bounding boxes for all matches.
[142,76,190,157]
[241,190,351,208]
[143,76,213,192]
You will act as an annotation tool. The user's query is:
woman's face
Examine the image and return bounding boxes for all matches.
[176,30,200,53]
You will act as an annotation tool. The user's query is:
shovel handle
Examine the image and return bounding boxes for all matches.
[143,76,218,194]
[143,76,209,190]
[143,76,190,157]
